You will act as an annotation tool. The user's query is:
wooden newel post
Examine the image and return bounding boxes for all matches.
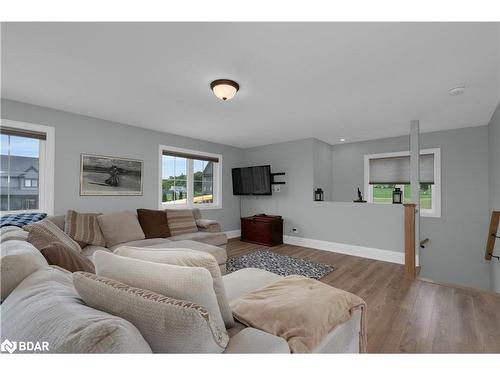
[404,203,416,279]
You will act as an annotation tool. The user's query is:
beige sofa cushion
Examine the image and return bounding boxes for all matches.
[93,250,227,335]
[222,268,284,302]
[65,210,106,247]
[196,219,221,233]
[73,272,228,353]
[169,231,227,247]
[24,219,82,253]
[114,246,234,328]
[108,237,172,251]
[166,209,198,236]
[1,240,49,302]
[97,211,145,247]
[148,239,227,265]
[1,225,24,235]
[1,267,151,353]
[1,228,29,242]
[46,214,65,230]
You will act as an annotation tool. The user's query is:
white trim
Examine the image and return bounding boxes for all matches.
[224,229,241,239]
[1,119,55,215]
[364,148,441,218]
[283,235,419,266]
[158,144,223,210]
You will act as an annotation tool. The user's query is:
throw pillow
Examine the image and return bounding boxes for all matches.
[96,211,145,248]
[114,246,234,327]
[24,219,82,253]
[93,250,227,336]
[136,209,170,238]
[40,241,95,273]
[73,272,229,353]
[65,210,106,247]
[165,209,198,236]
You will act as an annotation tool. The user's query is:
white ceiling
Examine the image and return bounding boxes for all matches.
[2,22,499,148]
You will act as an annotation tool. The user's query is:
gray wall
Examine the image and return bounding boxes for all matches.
[241,138,405,253]
[1,99,244,231]
[332,135,410,201]
[313,138,333,201]
[330,126,491,290]
[488,101,500,292]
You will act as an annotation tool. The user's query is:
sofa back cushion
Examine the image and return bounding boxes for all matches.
[114,246,234,328]
[1,267,151,353]
[166,209,198,236]
[97,211,145,248]
[1,227,29,242]
[1,240,49,302]
[40,242,96,273]
[24,219,82,253]
[46,215,65,230]
[73,271,228,353]
[93,250,227,335]
[136,209,170,238]
[65,210,106,247]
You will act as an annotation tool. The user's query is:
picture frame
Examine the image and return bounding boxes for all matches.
[80,153,143,196]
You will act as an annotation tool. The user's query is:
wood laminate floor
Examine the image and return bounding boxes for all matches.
[226,240,500,353]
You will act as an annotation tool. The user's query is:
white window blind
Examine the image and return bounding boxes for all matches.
[369,153,434,184]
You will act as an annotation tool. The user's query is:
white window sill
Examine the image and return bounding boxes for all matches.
[161,203,222,210]
[420,210,441,218]
[1,209,45,216]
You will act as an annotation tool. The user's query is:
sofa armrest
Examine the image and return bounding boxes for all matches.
[196,219,221,233]
[224,328,290,354]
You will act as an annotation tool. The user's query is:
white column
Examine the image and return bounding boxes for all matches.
[410,120,420,265]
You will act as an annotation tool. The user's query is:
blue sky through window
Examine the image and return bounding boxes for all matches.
[0,135,39,157]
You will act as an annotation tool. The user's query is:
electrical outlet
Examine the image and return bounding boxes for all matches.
[292,228,298,234]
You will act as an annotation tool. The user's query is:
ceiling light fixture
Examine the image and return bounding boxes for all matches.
[210,79,239,101]
[448,85,465,96]
[340,138,346,142]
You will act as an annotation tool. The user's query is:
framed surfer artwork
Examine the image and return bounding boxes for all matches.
[80,154,143,196]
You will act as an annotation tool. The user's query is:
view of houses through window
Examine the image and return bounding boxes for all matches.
[0,134,40,211]
[161,150,217,207]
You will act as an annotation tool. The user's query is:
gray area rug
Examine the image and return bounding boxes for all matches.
[227,250,335,279]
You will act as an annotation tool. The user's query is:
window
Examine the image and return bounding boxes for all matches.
[0,120,55,214]
[364,149,441,217]
[24,178,38,188]
[160,145,222,209]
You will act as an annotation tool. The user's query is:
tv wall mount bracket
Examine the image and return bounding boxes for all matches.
[271,172,286,185]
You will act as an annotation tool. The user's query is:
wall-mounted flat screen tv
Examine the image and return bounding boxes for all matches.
[232,165,272,195]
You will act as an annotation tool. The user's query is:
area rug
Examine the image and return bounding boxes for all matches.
[227,250,335,279]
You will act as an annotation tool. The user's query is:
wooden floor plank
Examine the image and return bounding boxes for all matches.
[227,240,500,353]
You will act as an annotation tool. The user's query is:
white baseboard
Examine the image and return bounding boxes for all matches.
[283,235,417,265]
[224,229,241,239]
[225,230,417,265]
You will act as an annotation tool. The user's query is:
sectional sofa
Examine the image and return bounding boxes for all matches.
[24,208,229,273]
[0,239,363,353]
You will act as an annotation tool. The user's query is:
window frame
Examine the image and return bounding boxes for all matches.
[363,148,441,218]
[1,119,55,215]
[158,145,222,210]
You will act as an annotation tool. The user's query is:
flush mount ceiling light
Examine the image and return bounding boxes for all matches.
[210,79,239,101]
[340,138,346,142]
[448,85,465,96]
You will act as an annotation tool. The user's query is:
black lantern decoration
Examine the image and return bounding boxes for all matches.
[314,188,324,201]
[392,187,402,204]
